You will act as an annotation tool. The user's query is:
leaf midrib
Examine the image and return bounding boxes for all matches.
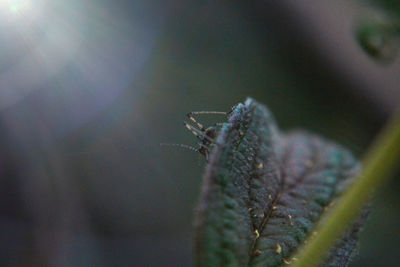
[248,135,319,264]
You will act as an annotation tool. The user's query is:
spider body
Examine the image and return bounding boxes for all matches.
[197,126,217,160]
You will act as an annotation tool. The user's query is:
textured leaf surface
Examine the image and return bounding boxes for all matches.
[194,98,363,267]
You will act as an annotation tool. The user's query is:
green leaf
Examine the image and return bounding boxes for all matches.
[194,98,364,267]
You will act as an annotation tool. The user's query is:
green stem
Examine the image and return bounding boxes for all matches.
[292,109,400,267]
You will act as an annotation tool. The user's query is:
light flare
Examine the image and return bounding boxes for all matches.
[1,0,31,15]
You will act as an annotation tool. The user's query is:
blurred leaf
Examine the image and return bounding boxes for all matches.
[194,98,364,266]
[356,11,400,62]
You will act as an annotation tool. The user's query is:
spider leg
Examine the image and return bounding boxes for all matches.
[160,143,199,153]
[183,121,214,143]
[187,112,205,131]
[188,111,228,116]
[187,111,229,131]
[197,142,211,150]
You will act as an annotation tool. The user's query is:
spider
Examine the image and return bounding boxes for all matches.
[161,109,232,162]
[183,111,229,162]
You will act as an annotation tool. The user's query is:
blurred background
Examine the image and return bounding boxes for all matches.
[0,0,399,266]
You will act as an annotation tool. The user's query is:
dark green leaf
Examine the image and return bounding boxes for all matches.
[194,98,364,267]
